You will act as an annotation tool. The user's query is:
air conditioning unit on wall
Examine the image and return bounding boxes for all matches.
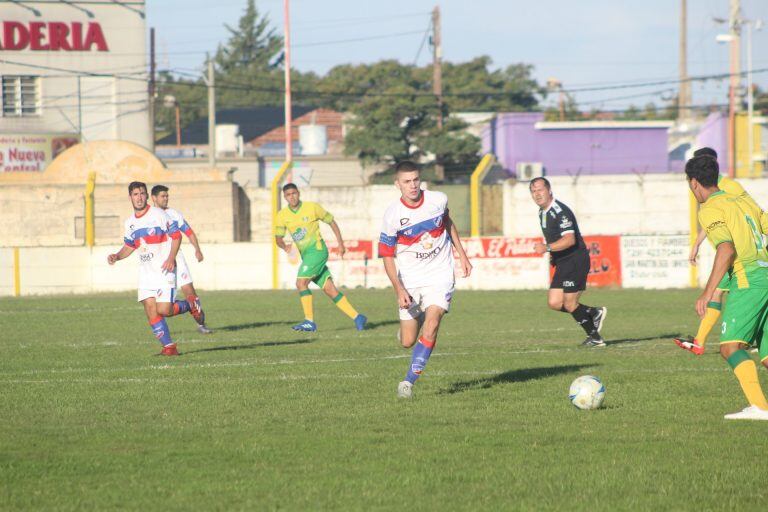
[516,162,544,181]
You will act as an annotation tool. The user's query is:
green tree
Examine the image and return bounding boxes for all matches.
[214,0,283,73]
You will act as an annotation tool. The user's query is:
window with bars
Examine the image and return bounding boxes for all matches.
[2,76,41,117]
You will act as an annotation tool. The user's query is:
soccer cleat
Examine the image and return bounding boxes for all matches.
[159,343,179,356]
[187,296,206,326]
[354,314,368,331]
[724,405,768,420]
[292,320,317,332]
[674,336,704,355]
[397,380,413,399]
[197,324,214,334]
[581,334,606,348]
[592,307,607,333]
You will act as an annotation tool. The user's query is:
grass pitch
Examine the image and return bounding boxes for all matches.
[2,288,767,510]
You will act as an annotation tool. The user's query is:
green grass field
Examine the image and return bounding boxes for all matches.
[2,288,767,510]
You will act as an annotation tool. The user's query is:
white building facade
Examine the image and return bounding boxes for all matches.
[0,1,150,172]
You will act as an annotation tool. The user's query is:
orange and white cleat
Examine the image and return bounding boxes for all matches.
[674,336,704,355]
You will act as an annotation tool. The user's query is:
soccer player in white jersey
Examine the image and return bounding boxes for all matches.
[379,160,473,398]
[108,181,193,356]
[151,185,212,334]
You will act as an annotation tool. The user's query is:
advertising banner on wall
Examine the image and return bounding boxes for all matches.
[620,235,689,288]
[0,134,79,172]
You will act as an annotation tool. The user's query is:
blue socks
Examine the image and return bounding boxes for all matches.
[405,337,436,384]
[150,316,173,346]
[172,300,191,316]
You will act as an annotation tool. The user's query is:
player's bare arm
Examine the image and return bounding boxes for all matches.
[108,244,135,265]
[696,241,735,317]
[382,256,412,309]
[444,214,472,278]
[533,233,576,255]
[689,229,708,265]
[186,229,204,262]
[163,236,181,273]
[328,220,346,258]
[274,234,291,253]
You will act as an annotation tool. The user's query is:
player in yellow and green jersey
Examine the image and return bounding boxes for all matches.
[676,147,768,355]
[686,154,768,420]
[274,183,367,332]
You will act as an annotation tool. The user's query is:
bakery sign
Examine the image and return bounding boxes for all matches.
[0,21,109,51]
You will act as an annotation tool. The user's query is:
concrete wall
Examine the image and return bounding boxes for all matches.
[503,174,693,237]
[0,181,240,247]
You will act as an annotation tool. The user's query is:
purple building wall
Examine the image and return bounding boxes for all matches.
[694,112,728,171]
[481,113,672,177]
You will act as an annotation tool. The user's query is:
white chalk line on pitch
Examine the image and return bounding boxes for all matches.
[0,365,733,385]
[0,339,713,379]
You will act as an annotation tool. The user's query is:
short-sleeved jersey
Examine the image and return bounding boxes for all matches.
[164,207,193,237]
[717,175,768,233]
[699,191,768,289]
[538,199,587,264]
[275,201,333,255]
[378,190,454,289]
[123,205,180,289]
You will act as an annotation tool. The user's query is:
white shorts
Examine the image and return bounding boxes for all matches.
[399,282,455,321]
[176,251,193,287]
[137,287,176,303]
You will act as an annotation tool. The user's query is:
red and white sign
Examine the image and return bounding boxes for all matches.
[0,21,108,51]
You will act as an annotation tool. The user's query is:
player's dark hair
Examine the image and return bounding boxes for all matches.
[395,160,420,174]
[693,147,717,159]
[282,183,299,193]
[150,184,169,197]
[128,181,147,194]
[529,177,551,191]
[685,155,719,187]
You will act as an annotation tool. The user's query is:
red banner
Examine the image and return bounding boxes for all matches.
[584,236,622,287]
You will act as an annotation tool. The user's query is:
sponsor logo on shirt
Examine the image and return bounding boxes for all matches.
[416,246,442,260]
[560,218,573,229]
[140,253,154,263]
[292,227,307,241]
[420,232,435,249]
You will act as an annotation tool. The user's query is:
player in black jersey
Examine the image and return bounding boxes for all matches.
[529,177,607,347]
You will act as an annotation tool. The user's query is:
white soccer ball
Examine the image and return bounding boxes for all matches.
[569,375,606,410]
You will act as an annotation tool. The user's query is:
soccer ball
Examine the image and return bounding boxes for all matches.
[568,375,606,410]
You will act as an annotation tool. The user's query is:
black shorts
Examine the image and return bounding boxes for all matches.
[550,250,589,293]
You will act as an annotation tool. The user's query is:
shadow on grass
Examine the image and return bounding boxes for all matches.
[217,321,295,332]
[185,339,313,354]
[605,333,679,346]
[440,364,595,395]
[362,319,400,330]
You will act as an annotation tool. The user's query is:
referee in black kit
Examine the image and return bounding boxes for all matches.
[529,177,607,347]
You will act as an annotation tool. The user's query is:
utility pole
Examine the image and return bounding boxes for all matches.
[678,0,690,121]
[432,5,444,181]
[283,0,293,167]
[149,27,156,151]
[727,0,741,177]
[207,55,216,169]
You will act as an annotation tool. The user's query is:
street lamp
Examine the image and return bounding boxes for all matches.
[163,94,181,148]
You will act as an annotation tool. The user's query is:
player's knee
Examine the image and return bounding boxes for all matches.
[719,342,740,359]
[547,298,563,311]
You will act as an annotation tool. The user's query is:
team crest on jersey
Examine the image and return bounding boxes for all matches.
[420,232,435,249]
[400,218,409,226]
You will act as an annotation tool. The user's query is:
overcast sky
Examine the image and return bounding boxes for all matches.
[147,0,768,111]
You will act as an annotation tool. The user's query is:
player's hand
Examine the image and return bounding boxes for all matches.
[338,243,347,259]
[459,256,473,278]
[397,288,413,309]
[689,245,699,266]
[107,253,118,265]
[533,242,548,255]
[195,249,204,262]
[695,292,711,318]
[162,257,176,273]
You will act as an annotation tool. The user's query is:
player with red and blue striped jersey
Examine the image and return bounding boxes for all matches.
[379,161,473,398]
[108,181,189,356]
